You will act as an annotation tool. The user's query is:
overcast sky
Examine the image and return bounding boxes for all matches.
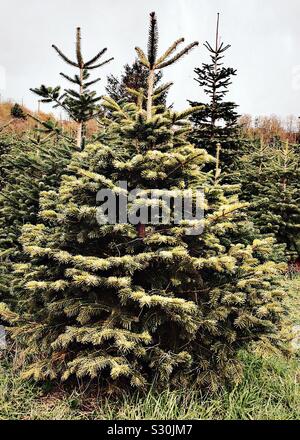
[1,0,300,119]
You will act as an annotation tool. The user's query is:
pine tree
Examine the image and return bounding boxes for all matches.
[189,14,240,175]
[106,60,168,108]
[3,12,285,391]
[239,138,300,259]
[31,28,113,150]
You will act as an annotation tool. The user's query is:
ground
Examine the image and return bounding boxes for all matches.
[0,277,299,420]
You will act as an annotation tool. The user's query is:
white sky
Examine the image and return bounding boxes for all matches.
[1,0,300,119]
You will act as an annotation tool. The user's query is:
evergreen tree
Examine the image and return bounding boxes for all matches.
[2,12,285,391]
[106,60,168,108]
[189,14,240,175]
[239,138,300,259]
[31,28,113,150]
[0,137,74,313]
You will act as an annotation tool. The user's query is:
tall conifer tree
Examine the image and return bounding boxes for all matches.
[189,14,240,175]
[31,28,113,150]
[2,12,285,391]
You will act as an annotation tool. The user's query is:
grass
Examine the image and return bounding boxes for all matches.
[0,277,299,421]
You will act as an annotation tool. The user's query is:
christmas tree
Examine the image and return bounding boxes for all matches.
[0,137,74,313]
[189,14,240,176]
[239,138,300,260]
[3,12,285,391]
[31,28,113,150]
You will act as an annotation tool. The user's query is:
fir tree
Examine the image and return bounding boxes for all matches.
[3,12,285,391]
[31,28,113,150]
[239,138,300,259]
[189,14,240,175]
[0,137,74,313]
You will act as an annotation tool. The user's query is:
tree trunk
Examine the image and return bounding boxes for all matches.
[76,121,83,150]
[136,69,155,238]
[146,69,155,121]
[76,65,84,150]
[137,223,146,238]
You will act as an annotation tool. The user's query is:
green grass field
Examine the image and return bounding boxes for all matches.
[1,277,299,420]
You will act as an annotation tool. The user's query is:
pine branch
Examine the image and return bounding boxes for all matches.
[153,82,173,95]
[125,87,143,98]
[156,42,199,69]
[84,78,101,88]
[218,43,231,53]
[52,45,78,67]
[166,145,211,178]
[155,38,185,65]
[60,72,79,85]
[84,48,107,67]
[134,47,150,68]
[204,41,230,54]
[65,89,81,99]
[86,57,114,70]
[175,106,203,121]
[25,113,73,144]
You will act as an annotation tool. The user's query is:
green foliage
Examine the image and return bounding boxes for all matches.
[189,14,240,176]
[0,134,19,181]
[106,60,168,109]
[135,11,198,120]
[0,137,74,312]
[238,139,300,259]
[135,11,199,71]
[7,101,286,391]
[0,11,290,396]
[31,28,113,150]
